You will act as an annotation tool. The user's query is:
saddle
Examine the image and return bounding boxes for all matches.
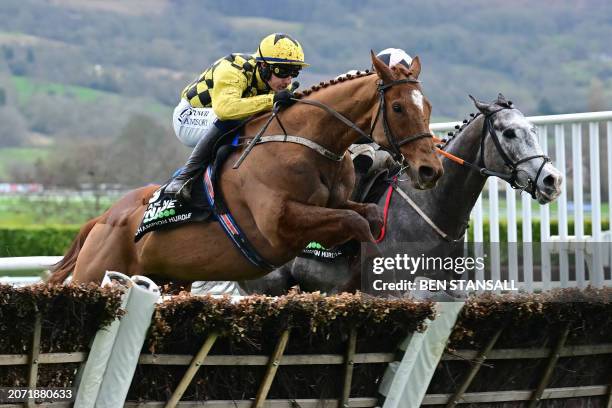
[135,143,278,270]
[134,143,235,243]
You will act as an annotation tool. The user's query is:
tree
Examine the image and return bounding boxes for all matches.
[108,114,188,187]
[26,48,35,64]
[588,78,605,112]
[0,106,27,147]
[26,138,116,188]
[2,46,14,61]
[536,98,555,115]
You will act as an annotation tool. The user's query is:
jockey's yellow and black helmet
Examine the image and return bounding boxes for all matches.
[256,33,309,80]
[256,33,309,66]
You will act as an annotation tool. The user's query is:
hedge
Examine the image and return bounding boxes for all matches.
[429,288,612,398]
[2,286,610,401]
[0,225,80,257]
[1,288,435,398]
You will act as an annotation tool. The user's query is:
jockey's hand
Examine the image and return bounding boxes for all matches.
[273,89,296,108]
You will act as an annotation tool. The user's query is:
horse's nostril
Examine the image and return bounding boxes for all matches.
[419,166,435,181]
[543,174,556,188]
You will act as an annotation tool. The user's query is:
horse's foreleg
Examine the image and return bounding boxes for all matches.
[268,200,375,250]
[340,200,384,237]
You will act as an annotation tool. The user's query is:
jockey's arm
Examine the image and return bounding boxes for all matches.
[211,68,274,121]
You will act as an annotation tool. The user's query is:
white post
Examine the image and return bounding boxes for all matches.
[74,272,132,408]
[506,183,518,287]
[94,276,160,408]
[379,302,465,408]
[607,121,612,275]
[539,126,551,290]
[589,122,603,287]
[473,196,485,288]
[521,191,533,292]
[488,178,501,291]
[555,124,569,287]
[572,123,585,288]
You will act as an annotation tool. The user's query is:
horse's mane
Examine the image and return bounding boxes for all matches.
[293,70,375,99]
[440,112,481,150]
[246,70,376,125]
[440,97,515,150]
[293,64,417,99]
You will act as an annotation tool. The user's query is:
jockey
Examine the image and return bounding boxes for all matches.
[375,47,412,69]
[166,33,309,202]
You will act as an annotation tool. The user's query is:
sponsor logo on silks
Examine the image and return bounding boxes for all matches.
[148,189,161,204]
[301,241,343,261]
[143,199,177,223]
[305,241,327,250]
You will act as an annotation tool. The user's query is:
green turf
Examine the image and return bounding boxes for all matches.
[9,75,171,114]
[0,194,116,227]
[0,269,45,277]
[11,75,103,104]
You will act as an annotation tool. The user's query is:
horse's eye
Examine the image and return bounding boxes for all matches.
[503,129,517,138]
[392,103,402,113]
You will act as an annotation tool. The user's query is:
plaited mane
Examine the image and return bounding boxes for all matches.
[293,70,375,99]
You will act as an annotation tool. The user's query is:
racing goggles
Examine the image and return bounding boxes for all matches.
[271,64,301,78]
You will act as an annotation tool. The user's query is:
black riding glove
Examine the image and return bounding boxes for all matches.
[273,89,296,108]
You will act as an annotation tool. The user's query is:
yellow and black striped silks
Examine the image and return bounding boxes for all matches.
[181,53,274,121]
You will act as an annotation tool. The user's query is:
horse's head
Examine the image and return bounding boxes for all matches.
[370,52,443,190]
[471,94,563,204]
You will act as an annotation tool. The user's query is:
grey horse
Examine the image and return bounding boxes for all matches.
[237,94,563,295]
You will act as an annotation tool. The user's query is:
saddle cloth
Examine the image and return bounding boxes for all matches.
[134,145,234,242]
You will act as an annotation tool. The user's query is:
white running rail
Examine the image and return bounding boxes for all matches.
[434,111,612,291]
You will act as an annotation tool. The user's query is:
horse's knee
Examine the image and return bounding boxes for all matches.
[342,212,374,242]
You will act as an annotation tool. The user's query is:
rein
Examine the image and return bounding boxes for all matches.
[232,77,433,168]
[376,106,551,243]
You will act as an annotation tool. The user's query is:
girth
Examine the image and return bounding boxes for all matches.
[203,165,279,271]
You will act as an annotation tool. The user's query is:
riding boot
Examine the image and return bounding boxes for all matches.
[165,125,224,202]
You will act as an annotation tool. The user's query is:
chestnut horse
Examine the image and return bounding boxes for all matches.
[48,52,443,285]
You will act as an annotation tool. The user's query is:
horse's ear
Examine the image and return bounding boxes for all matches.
[371,50,394,83]
[407,56,421,80]
[469,94,494,114]
[497,93,508,105]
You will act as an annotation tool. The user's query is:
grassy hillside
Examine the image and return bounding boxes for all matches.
[0,147,49,179]
[10,75,170,112]
[0,0,609,119]
[0,0,609,186]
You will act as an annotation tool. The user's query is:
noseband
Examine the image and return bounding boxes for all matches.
[478,107,550,198]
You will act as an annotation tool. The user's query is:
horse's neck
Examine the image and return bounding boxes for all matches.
[402,115,487,239]
[275,76,379,153]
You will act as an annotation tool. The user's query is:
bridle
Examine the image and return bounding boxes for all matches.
[284,77,433,162]
[436,106,550,199]
[478,107,550,197]
[385,105,551,243]
[372,79,434,160]
[233,75,434,168]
